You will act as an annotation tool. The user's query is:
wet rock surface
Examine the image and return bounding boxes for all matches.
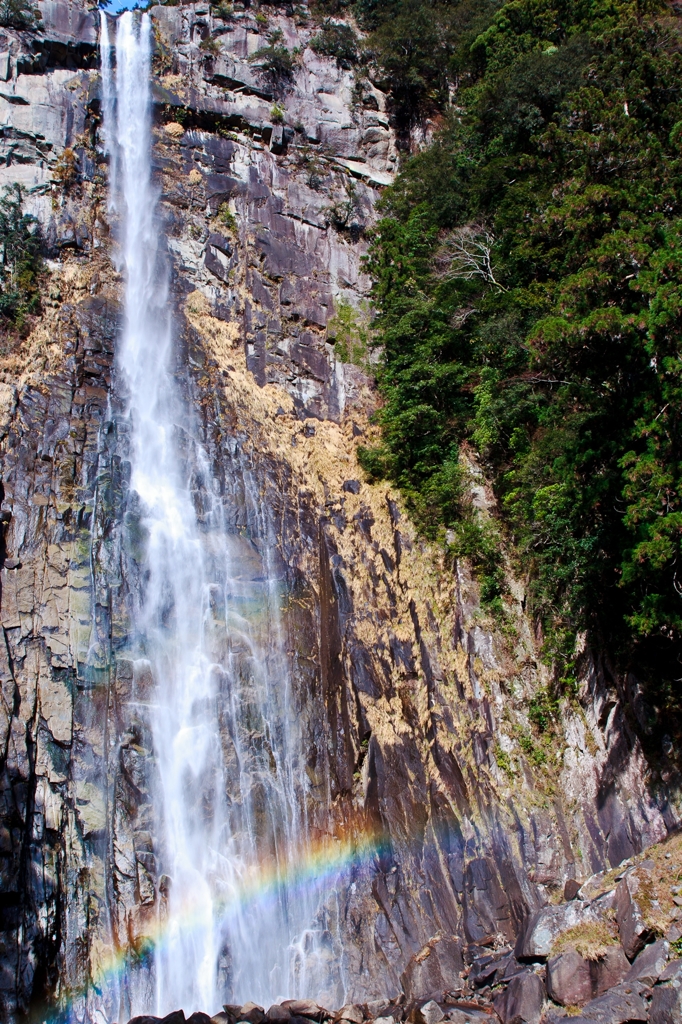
[0,0,681,1021]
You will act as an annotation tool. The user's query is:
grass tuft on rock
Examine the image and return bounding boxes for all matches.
[552,921,619,961]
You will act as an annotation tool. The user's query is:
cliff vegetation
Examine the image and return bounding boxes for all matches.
[344,0,682,718]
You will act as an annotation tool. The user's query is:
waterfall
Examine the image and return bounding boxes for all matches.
[99,11,340,1018]
[99,12,117,209]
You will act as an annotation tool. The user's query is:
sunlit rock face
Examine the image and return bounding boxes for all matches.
[0,2,677,1021]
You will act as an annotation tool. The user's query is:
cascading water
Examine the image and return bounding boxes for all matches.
[100,12,342,1018]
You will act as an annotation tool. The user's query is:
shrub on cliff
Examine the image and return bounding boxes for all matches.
[249,28,299,87]
[0,183,42,331]
[310,20,359,67]
[364,0,682,698]
[0,0,40,30]
[313,0,497,137]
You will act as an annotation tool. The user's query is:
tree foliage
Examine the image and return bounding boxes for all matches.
[249,28,299,87]
[0,183,42,331]
[313,0,499,137]
[363,0,682,692]
[310,19,359,67]
[0,0,41,30]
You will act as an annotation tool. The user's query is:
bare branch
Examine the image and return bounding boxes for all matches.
[435,225,507,291]
[450,307,476,327]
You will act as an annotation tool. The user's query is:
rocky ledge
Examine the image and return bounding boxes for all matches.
[126,832,682,1024]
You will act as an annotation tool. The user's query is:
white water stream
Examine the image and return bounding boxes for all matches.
[100,12,338,1017]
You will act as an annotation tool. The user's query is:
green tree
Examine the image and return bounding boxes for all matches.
[0,0,41,29]
[249,29,299,89]
[363,0,682,694]
[310,20,360,67]
[0,183,42,330]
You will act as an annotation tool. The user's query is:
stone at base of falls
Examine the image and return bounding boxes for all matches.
[365,1001,401,1020]
[242,1004,264,1017]
[492,971,546,1024]
[220,1005,332,1024]
[615,874,655,961]
[624,938,670,987]
[650,960,682,1024]
[548,949,589,1005]
[547,981,650,1024]
[281,1000,331,1021]
[333,1006,364,1024]
[445,1011,492,1024]
[230,1003,264,1024]
[515,894,616,960]
[267,1006,291,1021]
[563,878,582,901]
[546,947,629,1007]
[412,1000,444,1024]
[128,1012,188,1024]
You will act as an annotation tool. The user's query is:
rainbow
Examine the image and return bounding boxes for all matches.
[55,821,389,1023]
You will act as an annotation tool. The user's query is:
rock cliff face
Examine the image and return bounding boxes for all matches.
[0,2,679,1021]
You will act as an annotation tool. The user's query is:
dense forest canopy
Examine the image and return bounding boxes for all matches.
[316,0,682,706]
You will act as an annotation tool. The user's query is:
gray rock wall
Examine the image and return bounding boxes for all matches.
[0,2,678,1021]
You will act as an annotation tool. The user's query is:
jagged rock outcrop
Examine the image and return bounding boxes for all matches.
[0,1,679,1021]
[110,831,682,1022]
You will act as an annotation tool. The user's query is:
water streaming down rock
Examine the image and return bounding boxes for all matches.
[99,13,117,209]
[101,12,341,1016]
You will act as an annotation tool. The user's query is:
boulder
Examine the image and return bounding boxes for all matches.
[446,1012,493,1024]
[502,957,531,982]
[374,1018,394,1024]
[625,938,669,986]
[240,1006,265,1024]
[187,1016,212,1024]
[593,946,630,992]
[546,949,593,1007]
[281,1003,328,1021]
[333,1007,363,1024]
[516,894,615,960]
[161,1015,186,1024]
[659,959,682,983]
[564,879,582,901]
[614,874,654,960]
[222,1008,243,1024]
[468,951,515,988]
[562,982,649,1023]
[492,970,545,1024]
[365,1002,394,1020]
[413,1001,444,1024]
[401,935,464,1002]
[267,1010,291,1022]
[546,947,629,1007]
[650,988,682,1024]
[650,959,682,1024]
[468,955,498,988]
